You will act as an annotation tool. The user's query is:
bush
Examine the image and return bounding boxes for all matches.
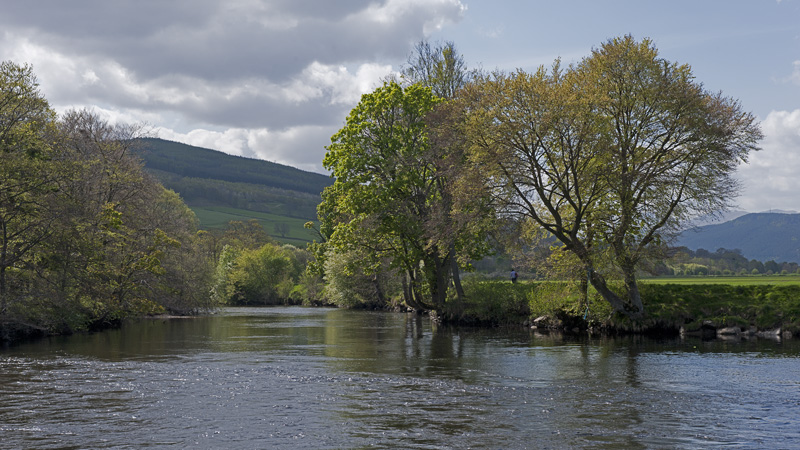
[213,243,301,305]
[323,249,395,309]
[635,283,800,332]
[445,280,535,324]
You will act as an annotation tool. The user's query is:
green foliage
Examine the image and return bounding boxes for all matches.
[321,79,492,311]
[1,66,215,342]
[209,237,319,307]
[291,270,326,306]
[631,283,800,333]
[443,277,800,334]
[223,244,298,305]
[445,280,534,324]
[323,249,397,309]
[211,245,239,305]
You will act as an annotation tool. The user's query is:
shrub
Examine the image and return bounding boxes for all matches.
[323,249,394,309]
[447,279,535,324]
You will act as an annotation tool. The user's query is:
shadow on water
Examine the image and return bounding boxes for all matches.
[2,306,799,449]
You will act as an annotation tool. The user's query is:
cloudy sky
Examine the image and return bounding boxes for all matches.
[1,0,798,212]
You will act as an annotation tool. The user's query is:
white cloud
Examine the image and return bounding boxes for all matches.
[359,0,465,33]
[294,61,394,105]
[0,0,466,173]
[155,124,335,174]
[736,110,800,211]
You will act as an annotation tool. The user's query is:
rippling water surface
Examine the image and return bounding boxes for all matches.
[2,307,799,449]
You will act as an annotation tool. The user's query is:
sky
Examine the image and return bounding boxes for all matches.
[1,0,798,213]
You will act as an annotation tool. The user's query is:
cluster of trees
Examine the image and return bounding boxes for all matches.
[315,36,762,319]
[0,62,219,340]
[208,220,323,306]
[667,247,800,276]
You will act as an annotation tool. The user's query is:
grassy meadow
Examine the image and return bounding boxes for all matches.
[641,275,800,286]
[191,206,318,245]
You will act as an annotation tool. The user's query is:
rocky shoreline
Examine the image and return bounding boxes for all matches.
[528,314,796,340]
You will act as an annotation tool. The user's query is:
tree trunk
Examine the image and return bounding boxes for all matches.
[402,269,426,311]
[588,269,644,319]
[621,266,645,319]
[373,274,386,305]
[449,245,465,302]
[580,271,589,315]
[425,252,452,311]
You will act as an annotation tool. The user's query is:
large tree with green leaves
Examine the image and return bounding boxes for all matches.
[0,61,59,317]
[321,81,442,309]
[465,36,762,318]
[321,79,492,312]
[399,40,491,304]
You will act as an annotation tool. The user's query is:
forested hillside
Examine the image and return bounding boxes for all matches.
[137,138,331,196]
[135,138,333,241]
[677,213,800,263]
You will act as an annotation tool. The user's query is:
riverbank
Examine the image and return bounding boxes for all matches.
[449,280,800,338]
[5,280,800,346]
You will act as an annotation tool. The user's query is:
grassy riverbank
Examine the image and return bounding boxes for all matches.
[450,278,800,336]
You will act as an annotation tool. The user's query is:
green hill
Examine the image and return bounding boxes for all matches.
[135,138,332,243]
[678,213,800,263]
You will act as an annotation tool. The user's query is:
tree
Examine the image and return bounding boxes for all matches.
[274,222,289,238]
[465,36,762,318]
[402,40,472,99]
[401,40,492,305]
[222,243,297,305]
[321,81,443,310]
[323,247,395,309]
[0,61,59,317]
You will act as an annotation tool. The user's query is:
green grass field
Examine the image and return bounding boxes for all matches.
[190,206,318,246]
[642,275,800,286]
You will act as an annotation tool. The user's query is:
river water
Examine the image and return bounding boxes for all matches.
[1,307,799,449]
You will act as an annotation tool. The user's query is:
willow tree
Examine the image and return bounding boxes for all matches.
[466,36,762,318]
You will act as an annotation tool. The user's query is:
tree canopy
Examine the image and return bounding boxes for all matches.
[1,61,216,340]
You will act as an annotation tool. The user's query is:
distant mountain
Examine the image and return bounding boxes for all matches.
[134,138,333,242]
[677,213,800,263]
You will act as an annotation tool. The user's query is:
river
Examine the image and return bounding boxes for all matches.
[1,307,799,449]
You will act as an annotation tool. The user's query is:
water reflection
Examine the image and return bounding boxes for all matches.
[1,307,799,449]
